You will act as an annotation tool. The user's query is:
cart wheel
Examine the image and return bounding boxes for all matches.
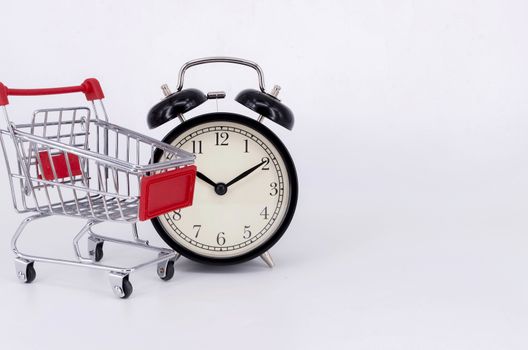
[88,237,104,262]
[94,242,104,262]
[159,260,175,281]
[121,277,133,299]
[15,258,36,284]
[25,262,36,284]
[109,273,133,299]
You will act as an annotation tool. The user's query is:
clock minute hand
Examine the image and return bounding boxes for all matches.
[196,171,217,188]
[226,160,266,187]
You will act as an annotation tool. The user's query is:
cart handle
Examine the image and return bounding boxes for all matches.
[0,78,104,106]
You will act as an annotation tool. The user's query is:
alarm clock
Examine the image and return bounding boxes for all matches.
[147,57,298,266]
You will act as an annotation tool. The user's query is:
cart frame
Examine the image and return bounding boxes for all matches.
[0,78,196,298]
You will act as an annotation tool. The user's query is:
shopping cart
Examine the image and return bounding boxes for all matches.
[0,78,196,298]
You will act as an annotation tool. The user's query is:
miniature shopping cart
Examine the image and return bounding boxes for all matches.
[0,78,196,298]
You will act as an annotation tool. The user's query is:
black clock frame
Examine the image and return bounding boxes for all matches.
[151,112,298,265]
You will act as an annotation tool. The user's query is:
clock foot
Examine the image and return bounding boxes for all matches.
[260,251,274,268]
[173,252,181,262]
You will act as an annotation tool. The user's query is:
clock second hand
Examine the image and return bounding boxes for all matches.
[225,159,266,188]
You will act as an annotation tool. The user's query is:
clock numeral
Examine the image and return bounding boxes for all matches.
[193,224,202,238]
[215,132,229,146]
[243,225,252,239]
[261,157,270,170]
[270,182,278,196]
[172,210,182,221]
[260,206,269,220]
[192,140,203,154]
[244,139,249,153]
[216,232,226,246]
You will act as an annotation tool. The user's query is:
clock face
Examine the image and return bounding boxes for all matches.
[152,113,298,264]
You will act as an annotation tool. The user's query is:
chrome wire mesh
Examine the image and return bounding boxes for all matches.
[0,101,194,223]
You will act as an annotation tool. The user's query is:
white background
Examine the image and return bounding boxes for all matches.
[1,0,528,349]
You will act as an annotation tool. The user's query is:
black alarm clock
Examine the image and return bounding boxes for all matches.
[147,57,298,266]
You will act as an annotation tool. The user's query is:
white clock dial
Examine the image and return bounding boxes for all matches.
[156,118,293,259]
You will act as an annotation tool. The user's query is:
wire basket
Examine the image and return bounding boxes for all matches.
[4,106,196,222]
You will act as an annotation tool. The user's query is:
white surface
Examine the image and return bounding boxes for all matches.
[1,0,528,349]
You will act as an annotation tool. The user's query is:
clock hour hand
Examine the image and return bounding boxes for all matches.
[196,171,217,188]
[226,159,266,187]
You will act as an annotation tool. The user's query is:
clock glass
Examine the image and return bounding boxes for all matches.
[152,113,297,264]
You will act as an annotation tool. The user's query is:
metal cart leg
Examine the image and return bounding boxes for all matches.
[73,220,97,262]
[11,213,48,258]
[11,214,178,298]
[11,214,47,284]
[131,223,149,246]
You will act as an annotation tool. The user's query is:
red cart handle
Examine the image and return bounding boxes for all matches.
[0,78,104,106]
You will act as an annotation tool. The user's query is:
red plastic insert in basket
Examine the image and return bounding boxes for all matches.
[138,165,197,221]
[38,151,82,180]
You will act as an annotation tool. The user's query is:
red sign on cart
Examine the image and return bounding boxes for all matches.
[139,165,197,221]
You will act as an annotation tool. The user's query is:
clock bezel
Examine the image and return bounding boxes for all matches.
[151,112,298,265]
